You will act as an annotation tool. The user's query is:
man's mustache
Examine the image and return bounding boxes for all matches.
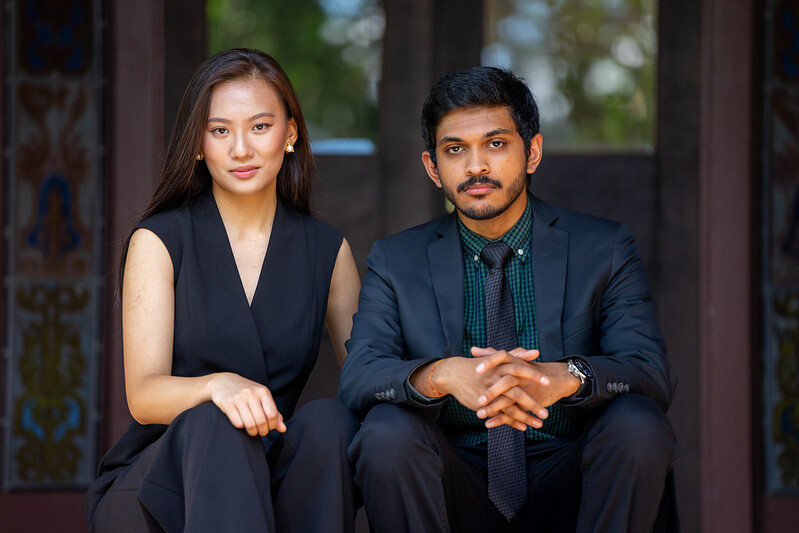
[456,176,503,193]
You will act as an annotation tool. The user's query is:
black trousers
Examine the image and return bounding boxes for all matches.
[91,399,360,533]
[350,394,677,533]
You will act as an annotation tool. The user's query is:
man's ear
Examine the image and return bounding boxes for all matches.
[421,151,443,188]
[526,133,543,175]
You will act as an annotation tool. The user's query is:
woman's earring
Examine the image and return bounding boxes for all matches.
[285,142,294,153]
[196,152,204,160]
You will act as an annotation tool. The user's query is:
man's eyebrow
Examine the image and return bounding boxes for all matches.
[484,128,513,137]
[438,129,514,144]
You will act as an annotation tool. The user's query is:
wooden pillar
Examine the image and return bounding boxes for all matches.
[379,0,437,236]
[657,1,702,531]
[103,0,166,447]
[699,0,754,531]
[378,0,483,237]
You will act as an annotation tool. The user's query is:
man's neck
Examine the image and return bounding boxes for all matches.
[456,191,528,241]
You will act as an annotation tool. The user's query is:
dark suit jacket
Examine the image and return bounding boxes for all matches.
[338,194,677,422]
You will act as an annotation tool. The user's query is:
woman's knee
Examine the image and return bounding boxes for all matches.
[171,401,251,446]
[175,401,226,425]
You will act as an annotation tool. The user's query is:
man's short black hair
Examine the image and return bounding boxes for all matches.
[421,66,540,164]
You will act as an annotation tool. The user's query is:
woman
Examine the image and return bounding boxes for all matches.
[86,49,361,532]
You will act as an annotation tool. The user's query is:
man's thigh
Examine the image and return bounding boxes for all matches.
[448,438,582,532]
[513,438,582,532]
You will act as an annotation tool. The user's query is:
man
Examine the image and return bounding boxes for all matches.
[338,66,677,532]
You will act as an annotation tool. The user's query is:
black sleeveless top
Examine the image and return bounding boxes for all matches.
[91,190,342,483]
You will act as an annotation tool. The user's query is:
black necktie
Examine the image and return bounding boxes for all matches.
[481,241,527,521]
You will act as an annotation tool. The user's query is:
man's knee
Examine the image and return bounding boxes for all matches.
[586,394,676,466]
[349,403,439,470]
[288,398,360,448]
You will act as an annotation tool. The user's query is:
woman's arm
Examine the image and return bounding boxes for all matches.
[122,228,285,435]
[325,238,361,367]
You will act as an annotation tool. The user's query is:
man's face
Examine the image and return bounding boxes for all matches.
[422,106,542,222]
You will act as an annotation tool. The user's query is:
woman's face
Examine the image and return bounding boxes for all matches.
[201,77,297,200]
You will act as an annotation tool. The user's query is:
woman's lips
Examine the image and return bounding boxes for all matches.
[231,166,258,179]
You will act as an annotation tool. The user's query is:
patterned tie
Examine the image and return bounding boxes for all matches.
[481,241,527,521]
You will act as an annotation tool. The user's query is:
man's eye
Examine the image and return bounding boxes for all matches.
[447,146,462,154]
[489,140,504,148]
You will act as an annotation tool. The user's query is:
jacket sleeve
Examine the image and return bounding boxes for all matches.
[337,240,442,419]
[564,224,677,413]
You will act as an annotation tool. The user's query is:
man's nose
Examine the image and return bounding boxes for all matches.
[465,150,489,175]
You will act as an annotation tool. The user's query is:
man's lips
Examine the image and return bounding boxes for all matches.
[463,184,496,195]
[457,176,502,194]
[231,166,259,179]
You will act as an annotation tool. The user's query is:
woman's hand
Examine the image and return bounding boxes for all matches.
[208,373,286,436]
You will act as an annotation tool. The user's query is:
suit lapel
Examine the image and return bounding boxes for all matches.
[428,215,465,357]
[530,196,568,361]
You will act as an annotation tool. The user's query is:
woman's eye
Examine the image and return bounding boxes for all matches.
[212,127,228,135]
[253,123,271,131]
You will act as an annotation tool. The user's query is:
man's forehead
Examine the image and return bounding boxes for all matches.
[435,105,517,140]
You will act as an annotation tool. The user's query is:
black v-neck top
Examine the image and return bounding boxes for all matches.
[94,190,342,477]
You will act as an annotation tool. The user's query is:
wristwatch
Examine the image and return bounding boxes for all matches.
[567,358,593,385]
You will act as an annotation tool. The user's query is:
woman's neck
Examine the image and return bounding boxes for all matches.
[212,185,278,241]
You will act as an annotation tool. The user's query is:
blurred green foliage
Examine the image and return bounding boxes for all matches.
[483,0,656,150]
[207,0,383,143]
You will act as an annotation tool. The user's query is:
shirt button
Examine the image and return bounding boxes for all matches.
[473,254,479,262]
[518,249,524,255]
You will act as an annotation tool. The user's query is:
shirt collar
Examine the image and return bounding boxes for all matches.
[458,197,532,267]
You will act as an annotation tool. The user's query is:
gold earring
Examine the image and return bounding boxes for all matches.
[285,142,294,153]
[196,153,204,160]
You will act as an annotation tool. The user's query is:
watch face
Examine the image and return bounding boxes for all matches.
[568,361,586,383]
[573,359,593,379]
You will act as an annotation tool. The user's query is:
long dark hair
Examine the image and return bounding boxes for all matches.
[118,48,314,293]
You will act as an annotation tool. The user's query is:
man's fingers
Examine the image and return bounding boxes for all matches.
[480,364,550,403]
[480,387,548,421]
[484,412,533,432]
[471,346,497,358]
[478,363,549,405]
[478,374,519,405]
[473,349,515,373]
[510,348,539,361]
[476,394,516,418]
[503,403,543,428]
[473,347,541,373]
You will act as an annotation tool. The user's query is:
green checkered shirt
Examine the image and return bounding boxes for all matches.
[438,199,577,445]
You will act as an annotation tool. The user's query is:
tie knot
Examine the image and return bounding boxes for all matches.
[480,241,514,270]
